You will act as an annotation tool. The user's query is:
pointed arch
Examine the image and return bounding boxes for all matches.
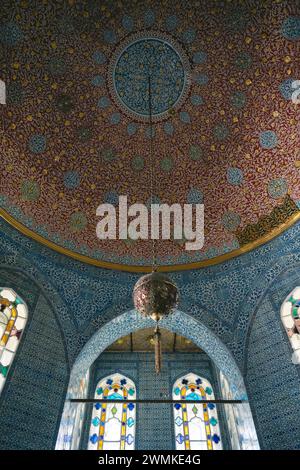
[57,309,247,450]
[71,310,245,397]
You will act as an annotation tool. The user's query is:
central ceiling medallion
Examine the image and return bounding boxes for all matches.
[108,31,191,122]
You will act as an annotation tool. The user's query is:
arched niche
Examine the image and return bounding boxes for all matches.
[56,310,258,450]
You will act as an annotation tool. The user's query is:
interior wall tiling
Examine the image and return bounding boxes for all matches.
[1,216,300,448]
[2,217,300,373]
[245,270,300,449]
[0,273,69,449]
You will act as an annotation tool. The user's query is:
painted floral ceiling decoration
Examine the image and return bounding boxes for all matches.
[0,0,300,268]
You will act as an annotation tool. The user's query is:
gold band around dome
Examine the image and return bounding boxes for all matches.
[1,207,300,273]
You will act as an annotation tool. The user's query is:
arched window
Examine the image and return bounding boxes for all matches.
[281,287,300,364]
[173,372,222,450]
[0,287,27,394]
[88,373,136,450]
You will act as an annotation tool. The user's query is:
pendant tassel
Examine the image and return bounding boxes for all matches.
[154,325,162,374]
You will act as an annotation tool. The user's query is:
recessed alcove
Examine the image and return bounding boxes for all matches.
[56,316,259,451]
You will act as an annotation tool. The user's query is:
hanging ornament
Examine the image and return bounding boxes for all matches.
[133,272,179,322]
[133,272,178,374]
[132,76,179,373]
[153,325,162,375]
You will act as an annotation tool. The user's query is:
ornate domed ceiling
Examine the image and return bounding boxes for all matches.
[0,0,300,271]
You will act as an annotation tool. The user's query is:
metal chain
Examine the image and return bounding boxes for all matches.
[148,75,157,272]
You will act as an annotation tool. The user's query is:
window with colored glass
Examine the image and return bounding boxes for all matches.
[281,287,300,364]
[173,372,222,450]
[0,287,27,394]
[88,373,136,450]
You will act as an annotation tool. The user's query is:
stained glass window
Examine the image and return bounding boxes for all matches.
[281,287,300,364]
[173,372,222,450]
[88,373,136,450]
[0,287,27,394]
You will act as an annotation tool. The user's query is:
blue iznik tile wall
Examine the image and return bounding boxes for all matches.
[80,352,230,450]
[1,217,300,449]
[245,265,300,450]
[0,267,69,449]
